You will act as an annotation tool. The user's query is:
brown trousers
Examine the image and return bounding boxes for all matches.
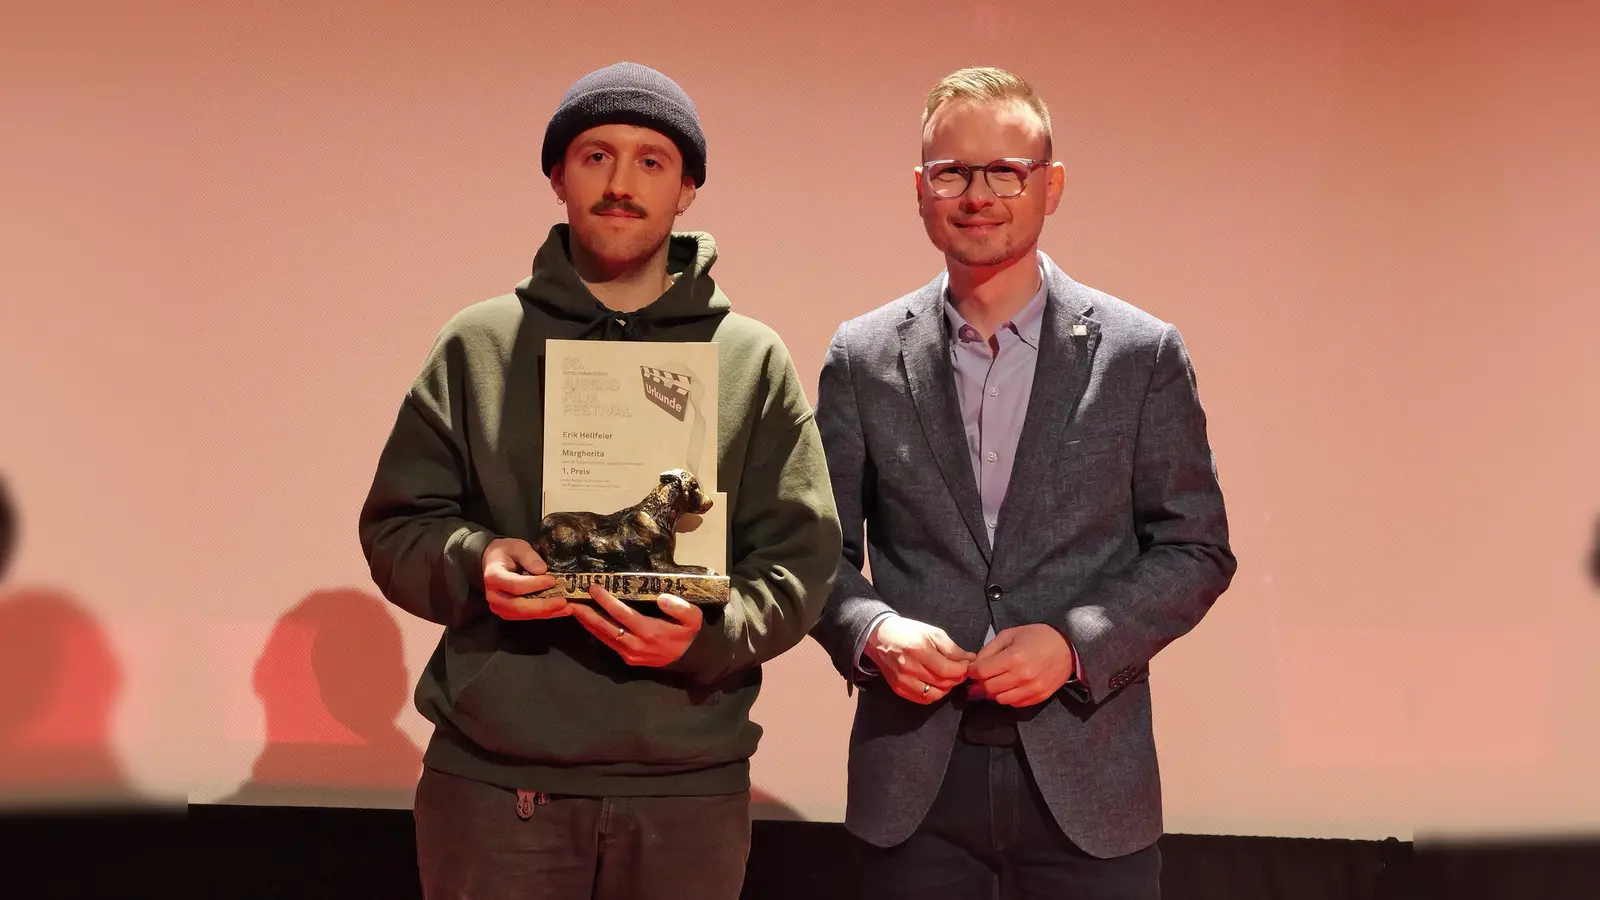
[414,767,752,900]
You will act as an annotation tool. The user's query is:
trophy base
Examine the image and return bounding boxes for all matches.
[533,571,731,605]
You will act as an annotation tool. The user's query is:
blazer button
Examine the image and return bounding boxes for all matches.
[986,585,1003,602]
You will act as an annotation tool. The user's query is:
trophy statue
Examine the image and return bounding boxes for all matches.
[531,469,731,605]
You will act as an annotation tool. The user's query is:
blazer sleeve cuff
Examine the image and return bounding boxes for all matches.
[853,611,895,678]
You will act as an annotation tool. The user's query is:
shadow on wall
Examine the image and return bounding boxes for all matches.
[0,475,142,810]
[751,786,805,821]
[0,587,139,809]
[221,587,423,808]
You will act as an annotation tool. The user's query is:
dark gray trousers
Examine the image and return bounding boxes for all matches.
[856,737,1162,900]
[414,767,752,900]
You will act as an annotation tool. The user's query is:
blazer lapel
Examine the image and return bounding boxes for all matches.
[992,259,1101,555]
[898,284,992,561]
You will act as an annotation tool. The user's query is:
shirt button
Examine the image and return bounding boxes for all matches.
[988,386,998,396]
[986,451,998,463]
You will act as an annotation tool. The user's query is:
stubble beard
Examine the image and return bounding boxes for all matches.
[573,218,672,278]
[945,229,1022,269]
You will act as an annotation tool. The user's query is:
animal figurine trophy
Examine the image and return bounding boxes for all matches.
[532,469,729,604]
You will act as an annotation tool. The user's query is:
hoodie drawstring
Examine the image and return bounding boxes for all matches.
[589,308,649,341]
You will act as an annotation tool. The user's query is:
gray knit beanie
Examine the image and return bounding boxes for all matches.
[540,62,706,186]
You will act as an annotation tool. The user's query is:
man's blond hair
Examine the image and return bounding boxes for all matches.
[922,66,1053,158]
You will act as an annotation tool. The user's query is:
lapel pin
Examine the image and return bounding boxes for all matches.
[1071,324,1089,336]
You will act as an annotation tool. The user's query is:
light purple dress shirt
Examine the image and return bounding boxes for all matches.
[855,259,1082,685]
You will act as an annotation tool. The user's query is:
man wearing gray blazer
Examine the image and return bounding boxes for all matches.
[810,67,1236,899]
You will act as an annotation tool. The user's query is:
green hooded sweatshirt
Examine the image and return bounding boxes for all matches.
[359,225,842,796]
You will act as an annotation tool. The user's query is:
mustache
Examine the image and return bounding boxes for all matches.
[591,197,648,217]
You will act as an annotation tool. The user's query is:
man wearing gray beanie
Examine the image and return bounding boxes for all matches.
[360,62,841,899]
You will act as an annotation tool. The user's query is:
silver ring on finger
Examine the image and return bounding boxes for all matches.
[921,682,931,696]
[616,625,627,640]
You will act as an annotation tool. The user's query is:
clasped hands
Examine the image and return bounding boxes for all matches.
[482,537,702,667]
[864,615,1075,707]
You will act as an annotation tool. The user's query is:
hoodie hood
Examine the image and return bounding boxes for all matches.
[514,224,730,340]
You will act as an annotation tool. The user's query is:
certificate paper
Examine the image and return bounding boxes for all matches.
[542,339,726,573]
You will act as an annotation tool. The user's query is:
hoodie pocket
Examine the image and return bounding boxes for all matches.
[451,648,511,711]
[440,617,515,711]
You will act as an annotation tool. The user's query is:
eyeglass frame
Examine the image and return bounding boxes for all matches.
[919,157,1052,199]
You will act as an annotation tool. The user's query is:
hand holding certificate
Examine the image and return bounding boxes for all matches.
[536,340,730,604]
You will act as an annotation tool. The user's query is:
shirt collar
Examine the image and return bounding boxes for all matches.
[941,256,1048,349]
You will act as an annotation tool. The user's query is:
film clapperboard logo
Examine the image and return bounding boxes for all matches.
[640,366,693,421]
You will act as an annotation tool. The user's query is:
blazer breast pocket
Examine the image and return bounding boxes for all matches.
[1061,425,1134,473]
[1063,422,1130,448]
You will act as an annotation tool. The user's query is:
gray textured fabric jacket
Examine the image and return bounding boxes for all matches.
[809,253,1235,858]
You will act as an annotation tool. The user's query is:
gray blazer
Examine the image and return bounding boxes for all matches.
[809,253,1235,859]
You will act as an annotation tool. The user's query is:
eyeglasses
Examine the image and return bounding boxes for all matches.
[921,158,1050,199]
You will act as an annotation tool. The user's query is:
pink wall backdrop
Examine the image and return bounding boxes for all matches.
[1,1,1596,838]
